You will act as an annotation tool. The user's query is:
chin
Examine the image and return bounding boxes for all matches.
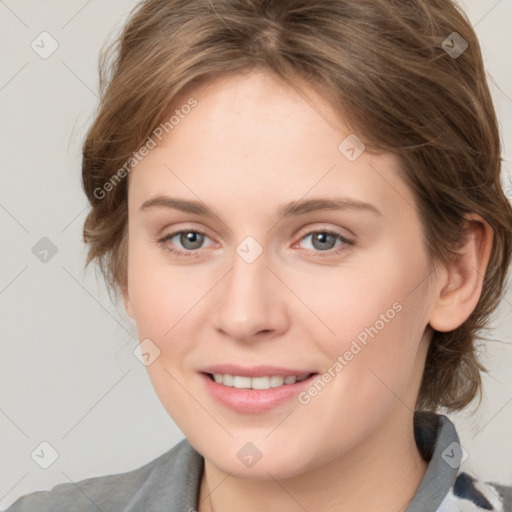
[201,439,319,480]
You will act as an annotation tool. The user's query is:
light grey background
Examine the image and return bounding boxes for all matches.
[0,0,511,509]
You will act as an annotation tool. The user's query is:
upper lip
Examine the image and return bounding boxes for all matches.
[199,364,317,378]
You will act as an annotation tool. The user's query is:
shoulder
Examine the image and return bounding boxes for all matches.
[435,413,512,511]
[3,438,203,512]
[439,471,512,511]
[411,412,511,512]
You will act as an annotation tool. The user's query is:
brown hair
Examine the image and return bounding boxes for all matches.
[82,0,512,412]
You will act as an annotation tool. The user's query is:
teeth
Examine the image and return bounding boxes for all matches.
[211,373,311,390]
[270,375,285,388]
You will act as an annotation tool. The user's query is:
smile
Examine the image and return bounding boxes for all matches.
[200,371,320,413]
[207,373,313,390]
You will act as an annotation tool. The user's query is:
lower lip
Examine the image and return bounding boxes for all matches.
[200,373,318,413]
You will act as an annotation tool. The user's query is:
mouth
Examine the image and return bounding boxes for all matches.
[202,372,317,390]
[202,371,317,389]
[199,370,319,413]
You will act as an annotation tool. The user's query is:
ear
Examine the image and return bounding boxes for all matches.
[121,284,134,319]
[428,214,493,332]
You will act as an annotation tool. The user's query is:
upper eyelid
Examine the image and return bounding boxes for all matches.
[163,227,217,245]
[155,211,358,242]
[161,220,354,237]
[295,224,353,240]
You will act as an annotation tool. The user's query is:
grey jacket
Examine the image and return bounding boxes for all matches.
[4,412,511,511]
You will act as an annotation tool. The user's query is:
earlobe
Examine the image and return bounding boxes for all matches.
[428,214,493,332]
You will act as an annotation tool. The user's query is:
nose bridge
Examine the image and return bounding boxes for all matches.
[224,243,269,310]
[213,238,285,339]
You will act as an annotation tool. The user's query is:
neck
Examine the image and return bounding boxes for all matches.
[197,409,428,512]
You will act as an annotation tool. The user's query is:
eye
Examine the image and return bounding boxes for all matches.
[157,228,354,258]
[296,230,354,256]
[158,229,214,256]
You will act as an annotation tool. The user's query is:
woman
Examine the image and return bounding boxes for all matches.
[6,0,512,510]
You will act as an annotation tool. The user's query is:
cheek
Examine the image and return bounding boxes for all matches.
[301,251,418,345]
[126,250,199,422]
[126,241,198,336]
[312,243,431,399]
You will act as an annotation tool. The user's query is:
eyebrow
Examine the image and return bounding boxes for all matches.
[139,196,382,218]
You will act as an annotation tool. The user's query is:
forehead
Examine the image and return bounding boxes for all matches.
[127,70,413,220]
[162,69,346,152]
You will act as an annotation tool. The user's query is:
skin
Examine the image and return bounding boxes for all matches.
[122,69,492,512]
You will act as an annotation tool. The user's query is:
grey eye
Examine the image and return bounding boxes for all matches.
[309,232,338,251]
[178,231,205,250]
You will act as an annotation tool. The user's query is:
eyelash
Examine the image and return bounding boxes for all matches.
[157,228,354,259]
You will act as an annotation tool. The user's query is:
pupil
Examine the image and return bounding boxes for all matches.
[314,232,333,250]
[182,231,203,249]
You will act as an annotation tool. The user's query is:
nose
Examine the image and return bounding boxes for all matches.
[212,247,289,343]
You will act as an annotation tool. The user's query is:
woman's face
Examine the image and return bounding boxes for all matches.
[123,69,439,478]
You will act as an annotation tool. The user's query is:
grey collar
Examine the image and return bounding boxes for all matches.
[406,412,461,511]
